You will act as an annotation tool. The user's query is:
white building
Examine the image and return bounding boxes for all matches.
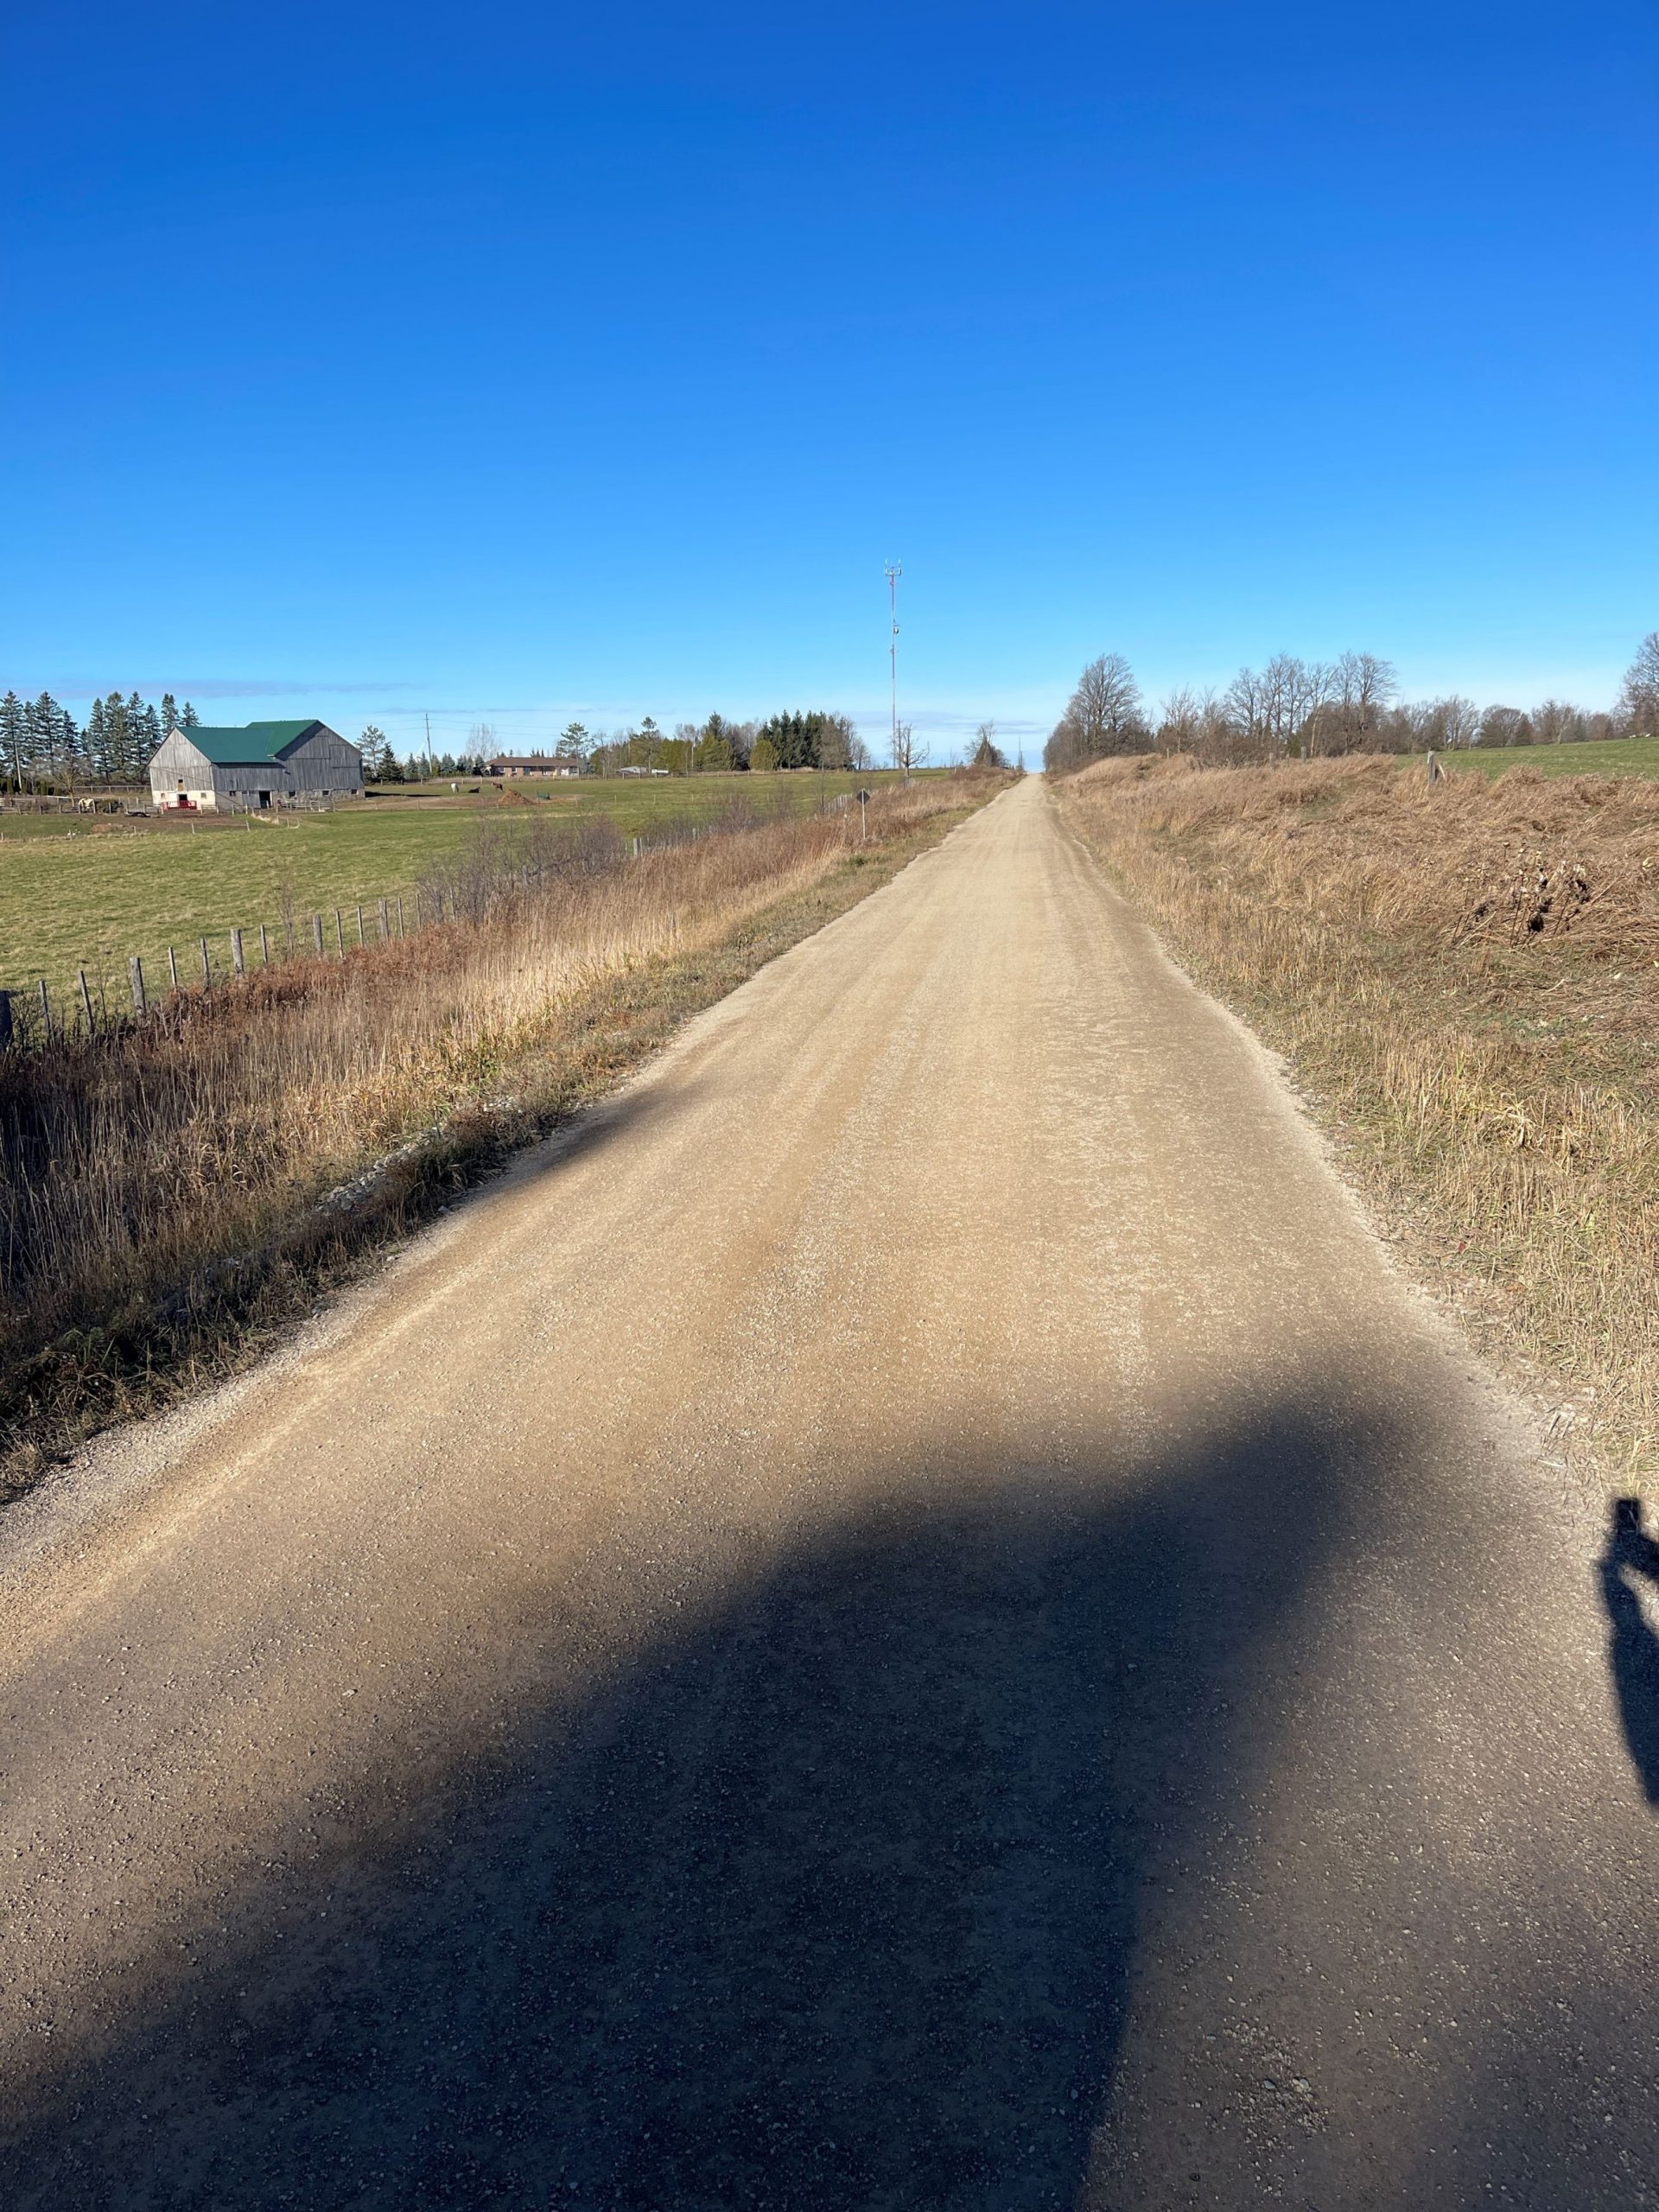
[149,721,364,811]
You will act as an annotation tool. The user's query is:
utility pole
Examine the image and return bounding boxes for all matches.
[424,713,435,785]
[886,560,903,779]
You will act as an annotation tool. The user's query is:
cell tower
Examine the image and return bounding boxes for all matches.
[886,560,902,771]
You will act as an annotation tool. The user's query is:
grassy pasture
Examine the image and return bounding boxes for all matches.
[0,770,913,1002]
[1431,736,1659,780]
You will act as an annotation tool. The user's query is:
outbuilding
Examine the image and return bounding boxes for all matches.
[491,754,584,779]
[149,721,364,811]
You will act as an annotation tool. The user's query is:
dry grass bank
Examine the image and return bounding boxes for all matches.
[1060,753,1659,1487]
[2,776,1004,1492]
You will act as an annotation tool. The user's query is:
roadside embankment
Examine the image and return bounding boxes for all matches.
[0,773,1008,1492]
[1058,753,1659,1488]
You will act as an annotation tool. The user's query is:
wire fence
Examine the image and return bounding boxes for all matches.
[0,892,424,1052]
[0,795,853,1054]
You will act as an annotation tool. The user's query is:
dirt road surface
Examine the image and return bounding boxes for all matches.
[3,775,1656,2209]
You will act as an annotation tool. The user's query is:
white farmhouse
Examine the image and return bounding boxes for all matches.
[148,721,364,811]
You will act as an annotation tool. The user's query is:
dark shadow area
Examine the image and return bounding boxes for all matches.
[1602,1496,1659,1806]
[3,1395,1383,2210]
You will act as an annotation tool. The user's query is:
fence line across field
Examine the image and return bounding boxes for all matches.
[0,877,441,1052]
[0,810,760,1052]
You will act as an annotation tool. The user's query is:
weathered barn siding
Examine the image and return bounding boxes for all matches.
[149,730,216,803]
[149,722,364,810]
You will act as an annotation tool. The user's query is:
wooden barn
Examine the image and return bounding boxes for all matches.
[148,721,364,811]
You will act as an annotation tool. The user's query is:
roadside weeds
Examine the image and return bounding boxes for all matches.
[1058,753,1659,1494]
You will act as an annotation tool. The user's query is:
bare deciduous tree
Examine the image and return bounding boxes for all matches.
[1478,704,1531,747]
[1618,632,1659,734]
[1412,696,1481,750]
[1156,687,1204,752]
[1222,664,1270,753]
[1262,654,1328,755]
[1045,653,1148,771]
[1532,699,1589,745]
[893,721,928,779]
[1314,652,1397,752]
[817,712,857,772]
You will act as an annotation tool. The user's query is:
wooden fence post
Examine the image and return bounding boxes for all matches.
[168,945,180,992]
[0,990,12,1050]
[397,894,405,935]
[378,896,389,939]
[334,909,345,956]
[231,927,245,976]
[356,904,365,946]
[78,968,95,1034]
[130,956,146,1016]
[37,978,50,1040]
[259,923,270,965]
[200,937,211,988]
[312,914,325,956]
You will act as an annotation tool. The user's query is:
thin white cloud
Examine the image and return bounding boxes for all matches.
[50,679,425,701]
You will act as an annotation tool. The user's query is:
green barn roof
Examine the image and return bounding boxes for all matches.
[175,720,325,765]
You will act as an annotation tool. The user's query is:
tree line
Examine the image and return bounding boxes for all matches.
[364,709,877,781]
[582,709,870,777]
[0,694,880,793]
[0,690,200,791]
[1044,632,1659,772]
[355,728,495,783]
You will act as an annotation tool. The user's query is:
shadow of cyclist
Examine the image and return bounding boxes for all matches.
[1600,1497,1659,1806]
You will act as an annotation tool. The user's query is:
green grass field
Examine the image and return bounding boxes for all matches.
[1430,736,1659,780]
[0,770,920,1005]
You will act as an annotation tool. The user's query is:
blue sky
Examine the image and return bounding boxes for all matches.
[3,1,1655,757]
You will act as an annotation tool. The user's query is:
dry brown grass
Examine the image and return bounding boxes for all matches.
[2,775,1001,1490]
[1061,753,1659,1486]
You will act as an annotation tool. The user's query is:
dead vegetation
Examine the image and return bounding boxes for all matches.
[1,775,1002,1491]
[1060,753,1659,1484]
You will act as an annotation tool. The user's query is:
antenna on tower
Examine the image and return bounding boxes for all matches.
[885,561,903,778]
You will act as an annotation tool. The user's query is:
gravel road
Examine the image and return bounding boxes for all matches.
[3,774,1656,2209]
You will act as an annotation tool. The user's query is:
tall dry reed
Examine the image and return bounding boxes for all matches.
[1063,753,1659,1483]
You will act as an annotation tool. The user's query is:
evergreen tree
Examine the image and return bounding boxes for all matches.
[105,693,131,782]
[0,692,25,790]
[696,713,734,772]
[161,692,179,737]
[119,693,156,778]
[86,698,109,781]
[969,723,1008,771]
[181,702,200,728]
[758,710,817,770]
[137,700,162,763]
[58,707,85,785]
[28,693,63,785]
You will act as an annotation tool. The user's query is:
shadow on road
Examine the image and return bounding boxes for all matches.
[1602,1497,1659,1807]
[4,1393,1387,2209]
